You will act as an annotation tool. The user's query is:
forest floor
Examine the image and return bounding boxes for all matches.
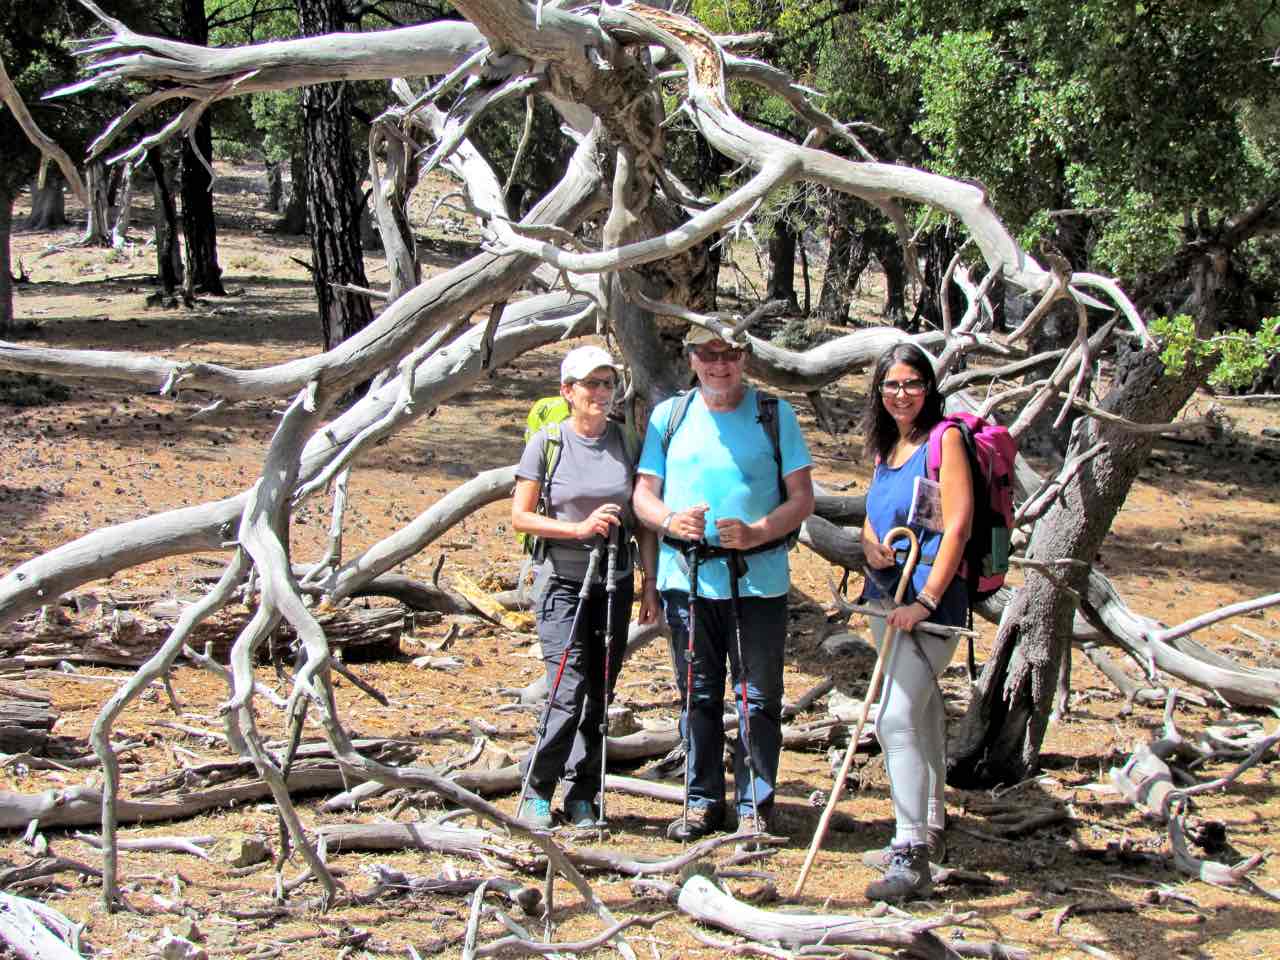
[2,163,1279,960]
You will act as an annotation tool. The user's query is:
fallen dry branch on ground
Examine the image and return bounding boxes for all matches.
[678,873,982,957]
[0,891,87,960]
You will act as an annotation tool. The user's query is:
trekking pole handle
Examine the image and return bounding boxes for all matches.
[579,541,604,600]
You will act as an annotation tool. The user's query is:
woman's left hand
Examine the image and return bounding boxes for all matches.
[637,582,660,625]
[886,600,929,632]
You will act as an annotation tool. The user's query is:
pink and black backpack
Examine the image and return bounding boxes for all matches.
[926,412,1018,600]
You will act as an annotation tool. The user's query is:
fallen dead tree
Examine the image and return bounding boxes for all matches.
[0,683,57,755]
[0,738,415,831]
[2,601,406,669]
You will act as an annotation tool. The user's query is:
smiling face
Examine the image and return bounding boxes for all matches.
[561,364,617,418]
[880,360,927,435]
[689,339,746,400]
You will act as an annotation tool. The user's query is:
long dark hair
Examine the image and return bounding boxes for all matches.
[862,342,945,464]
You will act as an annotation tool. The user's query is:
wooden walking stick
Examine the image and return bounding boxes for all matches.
[792,525,920,897]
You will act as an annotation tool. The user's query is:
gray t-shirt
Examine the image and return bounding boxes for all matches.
[516,421,635,581]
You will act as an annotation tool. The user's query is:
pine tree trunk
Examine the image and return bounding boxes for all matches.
[0,186,13,336]
[297,0,374,348]
[82,162,110,246]
[179,118,224,294]
[948,259,1228,787]
[264,161,283,213]
[817,198,871,324]
[26,176,66,230]
[147,152,183,299]
[766,223,799,310]
[281,153,308,234]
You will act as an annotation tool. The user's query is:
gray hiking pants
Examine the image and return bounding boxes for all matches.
[869,601,960,846]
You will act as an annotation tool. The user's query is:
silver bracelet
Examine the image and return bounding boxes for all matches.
[660,511,676,536]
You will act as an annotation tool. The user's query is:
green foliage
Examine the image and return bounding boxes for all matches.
[1150,315,1280,388]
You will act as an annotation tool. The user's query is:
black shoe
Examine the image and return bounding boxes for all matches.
[667,804,724,841]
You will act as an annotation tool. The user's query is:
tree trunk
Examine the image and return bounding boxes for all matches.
[264,160,283,213]
[877,234,907,326]
[147,152,184,299]
[26,175,66,230]
[280,153,308,233]
[949,291,1222,788]
[179,119,224,294]
[816,197,871,324]
[766,222,799,310]
[0,186,12,336]
[297,0,374,348]
[910,226,963,334]
[82,161,110,246]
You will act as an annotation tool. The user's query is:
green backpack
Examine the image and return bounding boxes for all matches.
[517,396,643,559]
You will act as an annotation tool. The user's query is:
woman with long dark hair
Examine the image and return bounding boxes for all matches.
[858,342,973,901]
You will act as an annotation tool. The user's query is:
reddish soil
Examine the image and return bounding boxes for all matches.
[1,165,1279,959]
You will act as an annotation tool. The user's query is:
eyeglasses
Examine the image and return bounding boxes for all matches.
[574,377,616,392]
[880,379,927,396]
[692,345,745,364]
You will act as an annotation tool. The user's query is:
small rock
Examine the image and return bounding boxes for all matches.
[1013,907,1042,921]
[155,932,207,960]
[168,917,202,943]
[220,834,271,868]
[820,631,874,658]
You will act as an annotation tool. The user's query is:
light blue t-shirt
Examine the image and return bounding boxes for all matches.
[637,387,812,599]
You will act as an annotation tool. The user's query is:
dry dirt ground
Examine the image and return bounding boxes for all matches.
[2,164,1279,960]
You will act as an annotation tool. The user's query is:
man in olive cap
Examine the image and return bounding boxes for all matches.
[633,326,813,841]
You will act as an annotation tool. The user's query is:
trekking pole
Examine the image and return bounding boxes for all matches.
[792,526,919,897]
[595,526,619,828]
[678,542,703,842]
[516,542,604,819]
[726,549,760,827]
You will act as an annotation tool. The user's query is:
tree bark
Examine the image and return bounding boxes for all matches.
[177,0,224,296]
[949,341,1215,788]
[0,185,12,337]
[82,161,110,246]
[297,0,374,348]
[280,152,308,233]
[816,196,870,324]
[766,221,799,310]
[25,175,65,230]
[264,160,283,213]
[146,151,183,300]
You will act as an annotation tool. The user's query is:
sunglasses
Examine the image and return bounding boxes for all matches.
[692,345,745,364]
[880,379,927,396]
[574,377,617,392]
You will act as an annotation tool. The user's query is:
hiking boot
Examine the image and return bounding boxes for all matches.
[518,795,554,830]
[735,811,774,852]
[864,841,933,902]
[565,799,598,828]
[862,827,947,871]
[667,804,724,841]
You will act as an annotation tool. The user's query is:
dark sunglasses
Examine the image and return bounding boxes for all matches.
[692,345,745,363]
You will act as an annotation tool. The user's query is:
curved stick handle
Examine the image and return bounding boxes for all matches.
[793,526,921,898]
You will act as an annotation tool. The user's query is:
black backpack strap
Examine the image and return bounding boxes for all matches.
[755,391,785,500]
